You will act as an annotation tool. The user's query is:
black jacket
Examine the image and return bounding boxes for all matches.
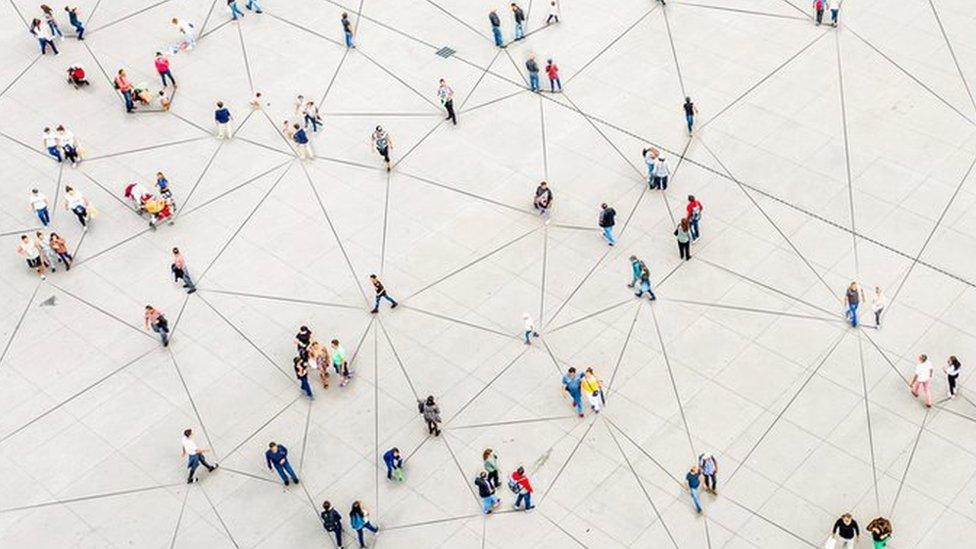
[475,476,494,498]
[489,12,501,27]
[513,7,525,23]
[599,208,616,227]
[321,509,343,532]
[526,59,539,73]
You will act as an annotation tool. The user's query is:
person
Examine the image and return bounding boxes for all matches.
[686,195,703,241]
[546,1,560,24]
[29,188,50,226]
[156,172,175,209]
[420,395,441,436]
[683,97,698,135]
[509,466,534,510]
[41,4,64,39]
[522,313,539,344]
[371,126,393,171]
[545,59,561,92]
[814,0,825,26]
[483,448,500,488]
[910,354,933,408]
[246,0,263,13]
[844,281,864,328]
[294,356,314,400]
[581,368,603,413]
[635,262,656,301]
[599,203,616,246]
[382,447,404,481]
[265,442,299,485]
[307,340,330,389]
[866,517,892,549]
[476,471,501,513]
[511,3,525,40]
[437,79,457,125]
[945,356,961,399]
[653,156,670,190]
[50,233,72,270]
[30,18,58,55]
[56,125,79,167]
[643,147,658,185]
[331,339,351,386]
[228,0,245,20]
[171,18,196,50]
[293,124,313,160]
[304,100,322,132]
[155,52,176,88]
[675,219,692,260]
[349,501,379,548]
[533,181,553,216]
[115,69,134,113]
[831,513,860,547]
[17,235,46,280]
[686,465,703,514]
[214,101,232,139]
[43,127,61,162]
[295,325,312,360]
[627,256,644,288]
[65,6,85,40]
[341,12,355,48]
[249,91,264,109]
[321,501,344,548]
[562,367,584,417]
[171,248,196,293]
[181,428,217,483]
[369,274,398,313]
[67,64,89,87]
[489,9,503,47]
[159,90,172,111]
[525,56,540,92]
[63,186,90,229]
[698,453,718,495]
[828,0,840,27]
[145,305,170,346]
[34,231,58,272]
[872,286,885,327]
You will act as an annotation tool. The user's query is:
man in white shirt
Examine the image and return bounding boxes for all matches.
[42,127,61,162]
[16,235,46,279]
[29,188,50,226]
[653,157,670,190]
[181,429,218,483]
[910,354,933,408]
[63,186,90,229]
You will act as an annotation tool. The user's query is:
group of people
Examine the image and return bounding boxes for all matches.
[909,353,963,408]
[828,514,892,549]
[525,56,562,93]
[281,95,322,159]
[114,60,173,113]
[561,366,605,416]
[488,2,561,47]
[29,5,86,54]
[123,173,176,229]
[42,125,81,166]
[293,325,352,400]
[15,229,72,280]
[475,458,536,514]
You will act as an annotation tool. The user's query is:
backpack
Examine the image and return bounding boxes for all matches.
[507,478,520,493]
[417,400,425,414]
[321,510,339,532]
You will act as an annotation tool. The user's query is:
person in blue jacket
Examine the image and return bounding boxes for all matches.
[562,367,585,417]
[265,441,299,486]
[382,447,403,481]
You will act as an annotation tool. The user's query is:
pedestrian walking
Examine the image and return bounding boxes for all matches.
[144,305,170,346]
[382,447,404,481]
[599,203,616,246]
[814,0,825,26]
[830,513,860,547]
[828,0,840,27]
[246,0,263,13]
[155,52,176,88]
[294,356,314,400]
[214,101,233,139]
[945,356,961,399]
[910,354,933,408]
[228,0,245,20]
[476,471,501,514]
[483,448,500,488]
[369,274,398,313]
[34,231,58,271]
[635,261,656,301]
[872,286,885,327]
[866,517,892,549]
[41,5,64,40]
[265,442,300,485]
[674,219,692,260]
[115,69,134,113]
[526,56,540,92]
[181,429,217,483]
[509,466,535,510]
[437,79,457,125]
[321,501,345,548]
[295,325,312,359]
[489,9,504,47]
[652,156,670,189]
[683,97,698,135]
[562,366,584,417]
[30,18,58,55]
[307,340,330,389]
[29,188,50,226]
[16,235,46,280]
[63,186,90,229]
[627,256,643,288]
[43,127,61,162]
[533,181,553,216]
[331,339,351,386]
[581,367,604,412]
[843,281,864,328]
[698,453,718,495]
[371,126,393,171]
[350,502,380,548]
[293,124,313,160]
[420,395,442,436]
[65,6,85,40]
[171,18,196,50]
[304,101,322,132]
[56,125,80,167]
[511,3,526,40]
[686,195,703,241]
[522,313,539,344]
[50,232,72,269]
[686,465,703,514]
[171,248,196,293]
[545,59,561,92]
[546,1,560,24]
[341,12,355,48]
[642,147,658,185]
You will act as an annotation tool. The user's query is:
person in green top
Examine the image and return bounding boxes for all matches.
[330,339,350,386]
[483,448,500,489]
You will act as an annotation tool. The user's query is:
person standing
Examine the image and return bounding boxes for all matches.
[674,219,692,260]
[546,1,560,24]
[525,56,540,92]
[635,262,656,301]
[872,286,885,327]
[265,442,300,485]
[489,9,504,47]
[643,147,658,186]
[437,79,457,125]
[321,501,345,548]
[341,12,355,48]
[686,195,703,241]
[371,126,393,171]
[157,172,175,209]
[65,6,85,40]
[844,281,864,328]
[144,305,170,346]
[483,448,501,488]
[115,69,134,113]
[34,231,58,272]
[581,368,603,413]
[698,453,718,495]
[828,0,840,27]
[293,124,313,160]
[476,471,501,514]
[686,465,703,514]
[599,203,617,246]
[945,356,961,400]
[294,356,314,400]
[653,156,670,190]
[155,52,176,88]
[522,313,539,345]
[30,18,59,55]
[910,354,933,408]
[16,235,46,280]
[29,188,50,226]
[533,181,553,216]
[171,248,196,293]
[228,0,245,20]
[41,5,64,40]
[304,100,323,132]
[214,101,233,139]
[420,395,441,436]
[511,3,526,40]
[43,128,61,162]
[56,125,80,167]
[831,513,860,547]
[545,59,561,92]
[331,339,350,386]
[181,428,217,483]
[349,501,379,548]
[295,325,312,360]
[63,186,90,229]
[627,256,644,288]
[866,517,892,549]
[383,447,404,481]
[683,97,698,135]
[171,18,196,50]
[814,0,825,26]
[510,466,535,510]
[50,233,72,270]
[369,274,398,313]
[562,367,584,417]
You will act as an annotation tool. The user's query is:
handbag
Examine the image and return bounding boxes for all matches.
[823,536,836,549]
[392,467,405,482]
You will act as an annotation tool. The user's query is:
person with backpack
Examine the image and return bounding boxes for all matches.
[420,395,442,436]
[349,501,379,548]
[599,203,617,246]
[562,367,584,417]
[475,471,500,514]
[383,447,404,481]
[144,305,170,346]
[686,195,703,241]
[320,501,344,547]
[509,466,535,510]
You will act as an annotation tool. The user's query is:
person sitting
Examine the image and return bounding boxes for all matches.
[144,197,173,229]
[132,82,153,105]
[67,65,90,88]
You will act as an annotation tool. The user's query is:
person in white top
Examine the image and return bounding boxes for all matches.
[16,234,46,279]
[63,186,90,229]
[653,157,670,190]
[522,313,539,345]
[546,0,560,24]
[29,188,51,226]
[42,127,61,162]
[945,356,961,399]
[171,18,196,50]
[871,286,885,327]
[910,354,933,408]
[181,428,217,483]
[56,125,80,167]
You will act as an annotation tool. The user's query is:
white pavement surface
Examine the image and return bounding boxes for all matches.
[2,1,976,547]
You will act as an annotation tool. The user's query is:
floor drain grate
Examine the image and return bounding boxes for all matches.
[435,47,456,58]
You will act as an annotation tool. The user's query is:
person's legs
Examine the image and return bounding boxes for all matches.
[386,462,394,479]
[74,21,85,39]
[163,70,176,87]
[492,26,503,46]
[555,77,561,91]
[690,487,702,512]
[37,207,50,225]
[602,227,616,245]
[300,377,313,398]
[333,528,343,548]
[949,374,958,397]
[482,496,493,513]
[529,73,539,91]
[73,206,88,227]
[122,90,134,112]
[849,303,858,327]
[572,390,583,414]
[515,492,526,508]
[47,146,62,162]
[187,455,200,482]
[345,31,354,48]
[282,461,299,482]
[523,493,533,509]
[831,8,838,25]
[516,22,524,39]
[816,9,823,25]
[922,380,932,406]
[382,294,397,306]
[273,465,289,484]
[690,218,700,240]
[687,114,694,133]
[231,3,243,19]
[357,528,366,548]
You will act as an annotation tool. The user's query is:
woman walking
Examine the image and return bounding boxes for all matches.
[945,356,961,399]
[483,448,500,489]
[866,517,892,549]
[420,395,442,436]
[294,356,314,400]
[872,286,885,327]
[331,339,351,386]
[349,501,379,548]
[49,233,72,270]
[674,219,692,260]
[581,367,603,413]
[910,354,933,408]
[683,96,698,134]
[843,281,864,328]
[308,340,330,389]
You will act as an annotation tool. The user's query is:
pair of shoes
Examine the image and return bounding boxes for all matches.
[370,308,378,314]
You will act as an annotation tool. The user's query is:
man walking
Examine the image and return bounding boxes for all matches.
[511,3,526,40]
[562,367,584,417]
[522,313,539,345]
[155,52,176,88]
[476,471,501,514]
[599,203,617,246]
[65,6,85,39]
[686,195,703,241]
[635,262,656,301]
[489,9,504,47]
[214,101,233,139]
[341,13,355,48]
[182,429,217,483]
[369,274,398,313]
[686,465,703,514]
[115,69,134,113]
[171,248,196,293]
[145,305,170,346]
[29,188,50,226]
[438,79,457,125]
[627,256,643,288]
[510,466,535,510]
[265,442,300,486]
[371,126,393,171]
[321,501,344,548]
[525,56,540,92]
[683,97,698,135]
[42,127,61,162]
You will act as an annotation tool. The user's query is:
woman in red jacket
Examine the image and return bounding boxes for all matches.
[545,59,561,93]
[510,466,535,510]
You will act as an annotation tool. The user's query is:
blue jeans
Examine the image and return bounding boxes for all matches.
[247,0,262,11]
[36,207,50,226]
[71,21,85,39]
[481,494,498,513]
[515,492,533,509]
[515,22,524,39]
[646,164,655,184]
[273,461,299,484]
[299,376,313,398]
[568,389,583,414]
[529,72,539,91]
[374,293,397,310]
[602,226,616,246]
[160,70,176,87]
[47,146,62,162]
[344,31,354,48]
[492,26,503,46]
[848,303,859,327]
[48,21,63,38]
[122,90,134,112]
[690,487,702,512]
[230,2,244,19]
[690,218,700,240]
[356,522,378,547]
[305,114,321,132]
[830,8,838,23]
[636,280,656,300]
[686,114,695,133]
[152,323,169,345]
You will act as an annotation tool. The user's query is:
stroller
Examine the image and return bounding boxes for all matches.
[123,182,152,214]
[67,65,90,88]
[143,197,174,229]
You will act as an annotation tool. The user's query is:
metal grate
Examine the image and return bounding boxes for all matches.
[435,47,456,58]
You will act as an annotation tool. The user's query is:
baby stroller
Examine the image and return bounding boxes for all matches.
[144,197,174,230]
[67,65,90,88]
[123,182,152,215]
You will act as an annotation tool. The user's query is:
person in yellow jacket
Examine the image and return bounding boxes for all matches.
[581,368,604,413]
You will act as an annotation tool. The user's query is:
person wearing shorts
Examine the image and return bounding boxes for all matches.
[17,235,46,279]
